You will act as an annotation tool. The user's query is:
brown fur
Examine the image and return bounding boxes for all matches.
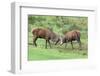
[32,28,60,48]
[62,30,81,50]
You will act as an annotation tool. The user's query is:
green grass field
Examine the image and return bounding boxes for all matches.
[28,32,88,61]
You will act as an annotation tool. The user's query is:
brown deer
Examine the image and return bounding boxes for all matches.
[31,28,61,48]
[60,30,82,50]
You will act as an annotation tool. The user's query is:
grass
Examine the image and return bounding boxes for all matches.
[28,32,88,60]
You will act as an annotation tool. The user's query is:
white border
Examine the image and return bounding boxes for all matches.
[11,2,97,74]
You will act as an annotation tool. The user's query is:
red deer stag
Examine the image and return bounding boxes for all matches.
[60,30,82,50]
[31,28,61,48]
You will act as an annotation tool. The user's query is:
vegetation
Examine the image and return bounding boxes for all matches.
[28,15,88,60]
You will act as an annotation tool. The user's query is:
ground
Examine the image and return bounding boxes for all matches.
[28,32,88,60]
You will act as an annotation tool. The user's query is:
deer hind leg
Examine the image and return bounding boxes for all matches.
[33,36,38,47]
[71,41,74,49]
[77,39,82,50]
